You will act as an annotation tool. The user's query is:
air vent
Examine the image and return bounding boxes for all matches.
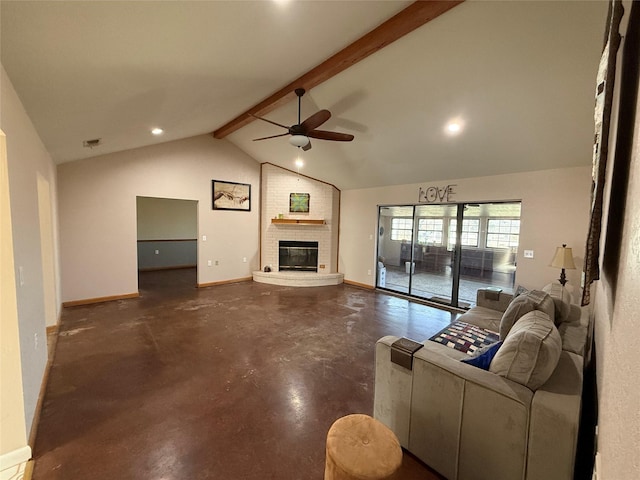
[82,138,102,148]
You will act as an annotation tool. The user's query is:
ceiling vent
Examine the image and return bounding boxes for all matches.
[82,138,102,148]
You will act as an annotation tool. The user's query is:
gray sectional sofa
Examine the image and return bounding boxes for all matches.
[374,285,591,480]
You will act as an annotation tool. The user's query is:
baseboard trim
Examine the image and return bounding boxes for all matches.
[23,461,33,480]
[62,292,139,308]
[343,279,375,290]
[0,446,32,480]
[29,325,59,448]
[45,324,58,335]
[198,277,252,288]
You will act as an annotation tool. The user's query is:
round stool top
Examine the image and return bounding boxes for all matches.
[326,414,402,479]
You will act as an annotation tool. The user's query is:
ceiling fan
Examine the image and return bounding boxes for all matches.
[251,88,354,151]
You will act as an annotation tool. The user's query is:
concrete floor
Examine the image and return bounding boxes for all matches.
[34,268,456,479]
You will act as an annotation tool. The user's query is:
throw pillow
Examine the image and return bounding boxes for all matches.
[461,341,503,370]
[489,310,562,391]
[542,283,573,324]
[499,290,555,340]
[525,289,556,324]
[499,294,537,340]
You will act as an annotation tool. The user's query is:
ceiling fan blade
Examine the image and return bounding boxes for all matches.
[250,114,289,130]
[300,110,331,133]
[302,140,312,152]
[252,133,289,141]
[307,130,354,142]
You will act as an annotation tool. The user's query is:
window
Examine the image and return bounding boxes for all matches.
[417,218,443,245]
[391,218,413,241]
[448,219,480,248]
[486,219,520,248]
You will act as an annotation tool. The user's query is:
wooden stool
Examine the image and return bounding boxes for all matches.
[324,414,402,480]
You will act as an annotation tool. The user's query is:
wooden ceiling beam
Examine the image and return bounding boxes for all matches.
[212,0,464,139]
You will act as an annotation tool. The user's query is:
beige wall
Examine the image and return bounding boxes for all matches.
[57,135,260,302]
[136,196,198,240]
[0,64,58,437]
[0,130,31,469]
[591,1,640,477]
[339,166,591,290]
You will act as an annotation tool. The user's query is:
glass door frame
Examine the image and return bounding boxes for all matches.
[376,201,520,309]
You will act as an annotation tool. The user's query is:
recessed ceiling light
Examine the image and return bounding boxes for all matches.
[446,122,462,134]
[151,128,164,135]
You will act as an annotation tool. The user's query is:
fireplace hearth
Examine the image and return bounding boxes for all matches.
[279,241,318,272]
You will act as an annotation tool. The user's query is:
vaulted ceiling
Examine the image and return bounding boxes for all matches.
[1,1,607,190]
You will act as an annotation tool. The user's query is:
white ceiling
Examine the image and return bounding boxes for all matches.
[1,1,607,190]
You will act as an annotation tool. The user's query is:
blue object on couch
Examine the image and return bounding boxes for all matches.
[461,341,503,370]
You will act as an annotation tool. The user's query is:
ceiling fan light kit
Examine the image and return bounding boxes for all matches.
[289,135,310,147]
[252,88,354,151]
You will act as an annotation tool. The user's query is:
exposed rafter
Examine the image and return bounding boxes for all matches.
[212,0,464,139]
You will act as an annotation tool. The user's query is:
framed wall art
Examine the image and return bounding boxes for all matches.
[212,180,251,211]
[289,193,310,213]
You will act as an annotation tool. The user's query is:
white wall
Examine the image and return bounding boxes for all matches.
[57,134,260,301]
[0,64,59,438]
[339,166,591,290]
[591,1,640,477]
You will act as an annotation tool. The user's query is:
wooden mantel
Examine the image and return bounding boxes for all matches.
[271,219,325,225]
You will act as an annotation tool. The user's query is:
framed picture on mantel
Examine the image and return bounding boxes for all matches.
[289,193,310,213]
[212,180,251,211]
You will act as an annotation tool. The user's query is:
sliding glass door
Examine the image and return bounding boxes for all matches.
[376,201,520,309]
[408,204,458,303]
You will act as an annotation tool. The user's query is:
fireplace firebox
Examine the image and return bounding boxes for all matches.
[279,241,318,272]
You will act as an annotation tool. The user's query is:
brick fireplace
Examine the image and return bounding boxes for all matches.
[254,164,343,286]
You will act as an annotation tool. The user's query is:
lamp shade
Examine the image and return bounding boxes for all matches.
[289,135,310,148]
[550,245,576,269]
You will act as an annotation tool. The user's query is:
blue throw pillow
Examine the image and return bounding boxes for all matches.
[461,341,503,370]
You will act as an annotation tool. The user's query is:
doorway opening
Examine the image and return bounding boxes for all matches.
[136,196,198,293]
[376,201,521,309]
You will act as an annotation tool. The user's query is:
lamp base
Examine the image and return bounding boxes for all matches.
[558,268,567,286]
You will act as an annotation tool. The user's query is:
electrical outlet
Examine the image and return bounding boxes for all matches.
[154,250,159,255]
[524,250,534,258]
[243,257,247,263]
[202,235,207,241]
[34,333,39,349]
[207,260,212,267]
[367,269,372,276]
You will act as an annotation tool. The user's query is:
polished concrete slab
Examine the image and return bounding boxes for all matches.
[34,268,455,479]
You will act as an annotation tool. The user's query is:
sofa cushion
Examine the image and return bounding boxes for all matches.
[461,341,503,370]
[457,305,502,333]
[542,283,573,324]
[499,290,555,340]
[490,310,562,390]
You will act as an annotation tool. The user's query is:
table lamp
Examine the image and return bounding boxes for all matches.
[550,244,576,286]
